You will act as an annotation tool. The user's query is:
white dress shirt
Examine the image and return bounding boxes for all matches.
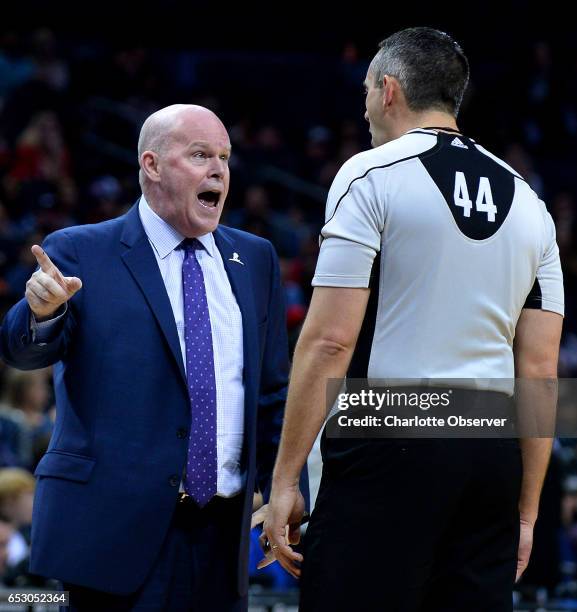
[139,196,245,497]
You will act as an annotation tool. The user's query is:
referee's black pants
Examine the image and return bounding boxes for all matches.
[300,435,522,612]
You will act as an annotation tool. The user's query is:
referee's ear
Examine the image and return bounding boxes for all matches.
[381,75,401,111]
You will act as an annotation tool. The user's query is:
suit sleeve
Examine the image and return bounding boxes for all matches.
[256,242,309,508]
[0,230,79,370]
[523,201,564,315]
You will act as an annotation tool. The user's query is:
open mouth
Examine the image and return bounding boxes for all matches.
[197,191,220,208]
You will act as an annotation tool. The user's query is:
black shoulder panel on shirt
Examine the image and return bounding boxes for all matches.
[347,250,381,379]
[419,133,516,240]
[523,276,543,309]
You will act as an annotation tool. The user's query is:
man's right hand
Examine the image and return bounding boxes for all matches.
[26,245,82,321]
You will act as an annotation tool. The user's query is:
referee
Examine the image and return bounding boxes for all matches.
[263,27,564,611]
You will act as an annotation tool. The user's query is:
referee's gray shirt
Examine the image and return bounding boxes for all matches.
[313,128,564,386]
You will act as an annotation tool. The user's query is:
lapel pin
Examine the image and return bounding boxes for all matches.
[229,252,244,265]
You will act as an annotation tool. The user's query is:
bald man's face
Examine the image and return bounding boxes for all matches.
[151,111,231,237]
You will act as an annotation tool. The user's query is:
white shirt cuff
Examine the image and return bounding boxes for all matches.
[30,304,68,344]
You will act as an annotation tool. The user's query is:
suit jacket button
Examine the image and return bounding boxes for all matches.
[168,475,180,487]
[176,428,187,439]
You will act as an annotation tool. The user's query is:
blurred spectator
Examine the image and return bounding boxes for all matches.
[107,47,161,103]
[254,125,296,172]
[302,125,332,185]
[86,174,124,223]
[227,185,301,257]
[29,29,69,92]
[553,192,577,256]
[1,369,52,470]
[0,468,34,567]
[4,236,40,299]
[9,110,70,183]
[0,412,21,468]
[279,258,306,332]
[0,469,49,587]
[522,41,562,153]
[0,32,34,100]
[0,201,19,265]
[0,518,13,586]
[504,142,545,197]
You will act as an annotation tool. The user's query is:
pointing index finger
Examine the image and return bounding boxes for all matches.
[31,245,64,280]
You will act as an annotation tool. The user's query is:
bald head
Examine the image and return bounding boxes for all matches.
[138,104,224,160]
[137,103,231,237]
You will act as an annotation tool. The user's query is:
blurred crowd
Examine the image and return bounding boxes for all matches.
[0,27,576,604]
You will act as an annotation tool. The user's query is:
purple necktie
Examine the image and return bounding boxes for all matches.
[182,239,217,506]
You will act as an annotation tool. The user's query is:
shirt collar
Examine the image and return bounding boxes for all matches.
[138,195,215,259]
[404,127,438,135]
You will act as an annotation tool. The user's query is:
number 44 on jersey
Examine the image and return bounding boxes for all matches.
[454,172,498,222]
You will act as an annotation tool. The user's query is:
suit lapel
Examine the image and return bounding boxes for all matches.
[120,205,187,386]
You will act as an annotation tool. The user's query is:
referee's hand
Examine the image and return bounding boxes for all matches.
[516,518,534,582]
[261,484,305,578]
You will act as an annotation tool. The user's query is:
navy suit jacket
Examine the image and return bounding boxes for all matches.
[0,203,306,595]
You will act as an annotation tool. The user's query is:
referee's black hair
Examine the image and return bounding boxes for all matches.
[370,27,469,117]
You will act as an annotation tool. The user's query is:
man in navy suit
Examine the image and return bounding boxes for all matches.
[0,104,306,611]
